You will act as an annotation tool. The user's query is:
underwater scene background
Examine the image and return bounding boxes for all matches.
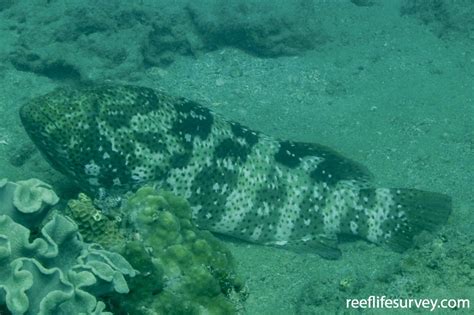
[0,0,473,314]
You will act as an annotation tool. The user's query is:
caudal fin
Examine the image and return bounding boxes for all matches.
[339,188,451,252]
[386,189,451,252]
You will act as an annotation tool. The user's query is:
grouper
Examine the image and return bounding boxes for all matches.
[19,84,451,259]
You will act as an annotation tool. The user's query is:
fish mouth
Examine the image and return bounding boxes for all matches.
[20,98,55,145]
[20,96,70,171]
[19,100,37,131]
[20,100,44,143]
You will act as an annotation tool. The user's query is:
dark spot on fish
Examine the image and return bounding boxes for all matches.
[191,163,237,225]
[102,107,131,129]
[275,140,370,184]
[153,165,167,179]
[133,131,166,153]
[91,145,131,189]
[274,141,314,168]
[172,100,213,141]
[230,122,259,147]
[98,86,160,129]
[134,88,159,112]
[255,180,287,210]
[214,138,250,162]
[358,189,377,208]
[169,151,193,168]
[308,146,370,184]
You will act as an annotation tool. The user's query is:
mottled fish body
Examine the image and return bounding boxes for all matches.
[20,85,451,258]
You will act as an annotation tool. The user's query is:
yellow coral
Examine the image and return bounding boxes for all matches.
[65,193,123,248]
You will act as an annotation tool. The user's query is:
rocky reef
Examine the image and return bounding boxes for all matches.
[1,0,326,81]
[401,0,474,39]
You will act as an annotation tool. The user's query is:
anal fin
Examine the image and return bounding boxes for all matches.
[265,235,342,260]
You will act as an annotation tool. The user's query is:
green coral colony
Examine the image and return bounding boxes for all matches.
[1,179,246,314]
[68,186,247,314]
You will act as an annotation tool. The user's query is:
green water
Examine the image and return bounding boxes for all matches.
[0,0,472,314]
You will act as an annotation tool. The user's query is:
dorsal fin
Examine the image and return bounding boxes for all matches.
[274,140,372,185]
